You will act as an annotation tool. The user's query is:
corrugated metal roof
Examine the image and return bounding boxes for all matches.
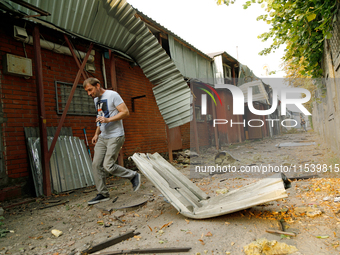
[6,0,191,129]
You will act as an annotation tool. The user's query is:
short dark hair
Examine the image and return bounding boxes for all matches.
[83,77,101,88]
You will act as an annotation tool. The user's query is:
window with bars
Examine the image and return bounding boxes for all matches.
[329,9,340,69]
[55,81,96,116]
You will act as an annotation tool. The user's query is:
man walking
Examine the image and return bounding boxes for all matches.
[300,114,307,132]
[83,77,140,205]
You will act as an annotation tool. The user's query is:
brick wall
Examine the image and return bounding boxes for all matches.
[0,17,190,195]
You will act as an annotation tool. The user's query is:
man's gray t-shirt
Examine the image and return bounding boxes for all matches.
[94,90,125,138]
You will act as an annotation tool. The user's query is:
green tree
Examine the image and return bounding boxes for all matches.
[217,0,339,78]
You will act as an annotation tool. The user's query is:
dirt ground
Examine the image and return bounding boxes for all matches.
[1,130,340,255]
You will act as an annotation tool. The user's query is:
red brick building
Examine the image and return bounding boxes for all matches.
[0,12,191,200]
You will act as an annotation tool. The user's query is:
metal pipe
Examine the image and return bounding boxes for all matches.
[47,43,94,161]
[102,53,107,89]
[16,35,95,62]
[33,25,51,196]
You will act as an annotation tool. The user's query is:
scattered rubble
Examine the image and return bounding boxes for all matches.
[244,238,298,255]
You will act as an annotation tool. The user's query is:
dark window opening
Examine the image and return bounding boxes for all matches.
[161,37,171,57]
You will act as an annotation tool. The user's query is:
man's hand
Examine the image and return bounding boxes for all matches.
[96,116,108,124]
[92,134,99,145]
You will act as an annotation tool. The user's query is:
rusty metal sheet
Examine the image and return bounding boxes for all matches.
[27,136,94,196]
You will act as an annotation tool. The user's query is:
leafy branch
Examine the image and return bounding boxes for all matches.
[217,0,339,78]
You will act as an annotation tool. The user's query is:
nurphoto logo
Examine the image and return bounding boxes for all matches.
[200,83,311,128]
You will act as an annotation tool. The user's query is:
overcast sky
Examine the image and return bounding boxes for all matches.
[127,0,286,78]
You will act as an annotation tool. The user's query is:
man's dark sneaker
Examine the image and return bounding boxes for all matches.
[88,194,109,205]
[131,173,141,192]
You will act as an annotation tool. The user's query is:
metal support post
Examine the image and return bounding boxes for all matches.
[33,25,51,196]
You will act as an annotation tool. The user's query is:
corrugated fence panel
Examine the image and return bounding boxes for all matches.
[10,0,191,128]
[28,136,94,196]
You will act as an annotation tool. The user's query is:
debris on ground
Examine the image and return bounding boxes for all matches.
[214,151,238,165]
[293,207,323,217]
[243,238,298,255]
[51,229,63,237]
[0,132,339,254]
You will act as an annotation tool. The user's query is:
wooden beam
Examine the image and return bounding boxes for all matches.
[94,247,192,254]
[109,50,117,91]
[190,81,200,153]
[33,25,51,196]
[63,34,87,80]
[81,230,139,254]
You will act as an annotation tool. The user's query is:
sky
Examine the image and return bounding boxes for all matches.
[127,0,286,78]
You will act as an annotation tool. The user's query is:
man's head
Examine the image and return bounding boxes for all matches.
[83,77,102,99]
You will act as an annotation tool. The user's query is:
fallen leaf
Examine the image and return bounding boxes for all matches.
[205,231,213,237]
[185,219,190,224]
[231,242,235,246]
[148,225,152,232]
[199,239,205,245]
[160,221,173,230]
[316,236,329,239]
[134,235,141,241]
[29,236,43,240]
[159,240,164,244]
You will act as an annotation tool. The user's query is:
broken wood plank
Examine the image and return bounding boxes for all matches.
[266,229,296,237]
[3,198,36,209]
[112,196,118,203]
[114,216,124,223]
[83,189,96,193]
[288,175,318,181]
[80,230,140,255]
[94,247,192,254]
[39,200,69,210]
[43,199,61,204]
[111,199,148,210]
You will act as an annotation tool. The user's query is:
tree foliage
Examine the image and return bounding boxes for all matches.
[281,55,316,112]
[217,0,339,78]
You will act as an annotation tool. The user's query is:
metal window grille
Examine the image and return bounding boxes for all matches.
[55,81,96,116]
[329,8,340,69]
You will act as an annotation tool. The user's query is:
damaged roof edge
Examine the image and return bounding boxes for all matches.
[5,0,191,129]
[134,8,213,61]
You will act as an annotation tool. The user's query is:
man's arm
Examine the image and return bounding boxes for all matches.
[96,102,130,124]
[92,126,101,144]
